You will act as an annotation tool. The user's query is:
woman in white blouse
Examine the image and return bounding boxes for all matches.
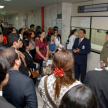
[38,50,81,108]
[53,30,61,48]
[19,28,24,40]
[67,29,78,51]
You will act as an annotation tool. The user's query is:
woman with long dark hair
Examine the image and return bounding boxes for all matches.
[38,50,81,108]
[47,33,56,56]
[21,40,39,84]
[25,29,36,61]
[67,29,78,51]
[35,30,49,76]
[53,29,61,48]
[19,28,24,40]
[59,84,98,108]
[35,26,41,40]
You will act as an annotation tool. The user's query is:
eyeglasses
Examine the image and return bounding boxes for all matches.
[13,54,21,63]
[17,54,21,59]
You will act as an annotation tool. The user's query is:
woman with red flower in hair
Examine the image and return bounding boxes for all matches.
[38,50,82,108]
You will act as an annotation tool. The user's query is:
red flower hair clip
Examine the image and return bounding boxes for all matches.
[53,67,64,78]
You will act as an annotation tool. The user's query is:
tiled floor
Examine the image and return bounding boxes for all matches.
[36,87,43,108]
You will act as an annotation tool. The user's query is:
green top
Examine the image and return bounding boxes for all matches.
[100,41,108,66]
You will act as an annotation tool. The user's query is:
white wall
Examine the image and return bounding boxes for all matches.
[5,9,41,30]
[87,52,100,71]
[44,3,62,32]
[62,3,72,47]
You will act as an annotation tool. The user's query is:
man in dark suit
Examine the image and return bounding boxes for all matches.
[1,47,38,108]
[84,69,108,108]
[72,29,91,83]
[0,56,15,108]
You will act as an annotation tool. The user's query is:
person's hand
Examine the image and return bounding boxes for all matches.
[36,70,39,74]
[44,57,48,62]
[46,56,49,60]
[73,49,77,53]
[100,61,104,69]
[56,46,59,49]
[52,51,55,54]
[28,71,31,77]
[76,48,80,53]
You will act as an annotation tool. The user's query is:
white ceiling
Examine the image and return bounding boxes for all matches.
[0,0,91,15]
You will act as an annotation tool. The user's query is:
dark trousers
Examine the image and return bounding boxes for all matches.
[35,59,43,74]
[30,49,36,62]
[30,74,37,85]
[74,63,87,83]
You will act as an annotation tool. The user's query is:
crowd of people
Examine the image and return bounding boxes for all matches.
[0,23,107,108]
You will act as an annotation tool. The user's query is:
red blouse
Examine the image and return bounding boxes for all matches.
[3,36,7,43]
[35,39,48,60]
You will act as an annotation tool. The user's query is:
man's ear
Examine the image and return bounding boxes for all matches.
[14,59,19,66]
[13,41,17,46]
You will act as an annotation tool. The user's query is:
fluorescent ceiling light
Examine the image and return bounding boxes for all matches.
[4,0,11,1]
[0,6,4,9]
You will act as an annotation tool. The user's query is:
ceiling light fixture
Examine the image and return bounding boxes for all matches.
[0,6,4,9]
[4,0,11,1]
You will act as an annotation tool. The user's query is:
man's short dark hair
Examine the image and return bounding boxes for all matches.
[80,29,86,34]
[0,43,10,53]
[0,47,18,67]
[30,24,35,28]
[0,56,10,84]
[0,32,3,35]
[53,26,58,29]
[7,33,20,46]
[7,27,15,35]
[59,84,98,108]
[106,31,108,35]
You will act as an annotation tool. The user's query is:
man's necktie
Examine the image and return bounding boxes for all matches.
[79,39,81,45]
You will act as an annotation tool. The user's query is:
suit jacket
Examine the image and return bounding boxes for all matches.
[100,41,108,66]
[72,38,91,65]
[3,70,38,108]
[0,96,15,108]
[24,51,37,70]
[84,70,108,108]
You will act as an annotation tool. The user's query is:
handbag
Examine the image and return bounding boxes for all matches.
[44,76,58,108]
[30,68,38,78]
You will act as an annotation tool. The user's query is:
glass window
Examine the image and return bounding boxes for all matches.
[91,29,107,51]
[71,16,108,53]
[71,27,90,39]
[91,17,108,52]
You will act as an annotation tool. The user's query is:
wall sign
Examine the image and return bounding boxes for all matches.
[57,14,62,31]
[78,4,108,13]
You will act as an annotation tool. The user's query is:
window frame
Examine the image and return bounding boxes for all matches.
[71,16,108,54]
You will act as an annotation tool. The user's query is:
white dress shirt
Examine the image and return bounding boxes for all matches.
[80,37,84,42]
[0,91,3,96]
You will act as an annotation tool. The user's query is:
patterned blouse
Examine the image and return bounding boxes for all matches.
[38,74,81,108]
